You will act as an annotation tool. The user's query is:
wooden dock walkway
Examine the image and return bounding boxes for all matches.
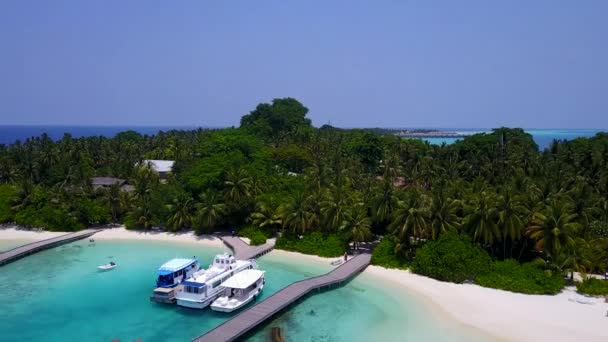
[0,229,102,266]
[219,236,275,260]
[193,253,371,342]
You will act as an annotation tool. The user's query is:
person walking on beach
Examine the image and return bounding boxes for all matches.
[343,252,348,262]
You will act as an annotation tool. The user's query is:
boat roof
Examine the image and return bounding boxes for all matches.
[221,270,265,289]
[159,258,196,272]
[154,287,175,293]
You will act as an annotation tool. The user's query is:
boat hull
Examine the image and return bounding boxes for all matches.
[210,295,254,313]
[97,265,117,270]
[176,297,214,309]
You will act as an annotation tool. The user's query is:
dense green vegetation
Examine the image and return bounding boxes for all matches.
[476,259,565,294]
[238,226,268,246]
[412,232,492,283]
[275,232,345,257]
[576,278,608,296]
[370,237,408,269]
[0,184,16,222]
[1,97,608,293]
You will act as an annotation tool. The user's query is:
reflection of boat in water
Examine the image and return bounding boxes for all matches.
[176,253,256,309]
[98,261,117,270]
[210,269,265,312]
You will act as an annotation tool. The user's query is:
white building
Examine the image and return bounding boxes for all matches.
[143,159,175,179]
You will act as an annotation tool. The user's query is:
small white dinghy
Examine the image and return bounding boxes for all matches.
[98,261,117,271]
[330,259,344,266]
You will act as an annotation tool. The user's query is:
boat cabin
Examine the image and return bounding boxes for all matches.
[156,258,200,288]
[212,253,237,270]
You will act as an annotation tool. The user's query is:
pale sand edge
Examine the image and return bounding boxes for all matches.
[0,227,65,240]
[364,265,608,342]
[0,226,224,248]
[93,227,224,247]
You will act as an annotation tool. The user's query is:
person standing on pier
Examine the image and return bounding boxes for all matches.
[343,252,348,262]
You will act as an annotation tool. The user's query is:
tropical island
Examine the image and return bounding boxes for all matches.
[1,98,608,341]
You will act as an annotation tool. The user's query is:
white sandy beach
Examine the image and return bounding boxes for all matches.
[0,227,65,240]
[366,266,608,342]
[93,227,224,247]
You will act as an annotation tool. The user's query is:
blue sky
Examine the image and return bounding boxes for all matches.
[1,1,607,128]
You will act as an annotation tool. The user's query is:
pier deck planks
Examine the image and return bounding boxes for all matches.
[218,236,275,260]
[0,229,102,266]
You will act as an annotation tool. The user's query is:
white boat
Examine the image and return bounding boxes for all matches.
[176,253,256,309]
[98,262,117,270]
[330,259,344,266]
[156,257,200,288]
[210,269,265,313]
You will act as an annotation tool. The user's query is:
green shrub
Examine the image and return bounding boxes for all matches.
[476,259,565,294]
[412,232,491,283]
[371,237,408,269]
[15,205,82,231]
[238,226,268,246]
[275,232,345,257]
[576,278,608,296]
[0,184,17,223]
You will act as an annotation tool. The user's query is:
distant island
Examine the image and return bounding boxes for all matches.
[393,129,466,138]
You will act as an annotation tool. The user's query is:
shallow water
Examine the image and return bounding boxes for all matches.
[248,271,490,342]
[0,240,329,341]
[0,240,488,342]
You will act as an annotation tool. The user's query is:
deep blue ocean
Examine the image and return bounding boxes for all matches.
[0,126,604,150]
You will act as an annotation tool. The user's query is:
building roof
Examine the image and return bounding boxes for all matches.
[143,160,175,173]
[221,270,265,289]
[158,258,196,272]
[91,177,126,186]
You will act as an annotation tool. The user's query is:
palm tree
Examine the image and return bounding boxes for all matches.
[224,168,252,205]
[134,162,159,200]
[195,190,225,233]
[103,183,122,223]
[389,191,429,245]
[526,200,581,261]
[339,207,372,250]
[465,191,499,246]
[10,180,34,212]
[250,197,282,232]
[496,188,527,258]
[553,238,592,281]
[166,195,194,231]
[280,191,315,234]
[428,192,460,240]
[132,196,155,230]
[320,184,355,232]
[371,181,399,224]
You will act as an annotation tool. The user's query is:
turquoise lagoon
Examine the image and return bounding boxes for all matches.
[415,128,603,150]
[0,240,488,341]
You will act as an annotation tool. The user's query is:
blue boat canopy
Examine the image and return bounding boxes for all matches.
[158,270,174,276]
[182,281,206,288]
[158,258,197,272]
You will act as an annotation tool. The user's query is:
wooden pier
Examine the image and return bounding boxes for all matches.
[219,236,275,260]
[0,229,102,266]
[192,253,371,342]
